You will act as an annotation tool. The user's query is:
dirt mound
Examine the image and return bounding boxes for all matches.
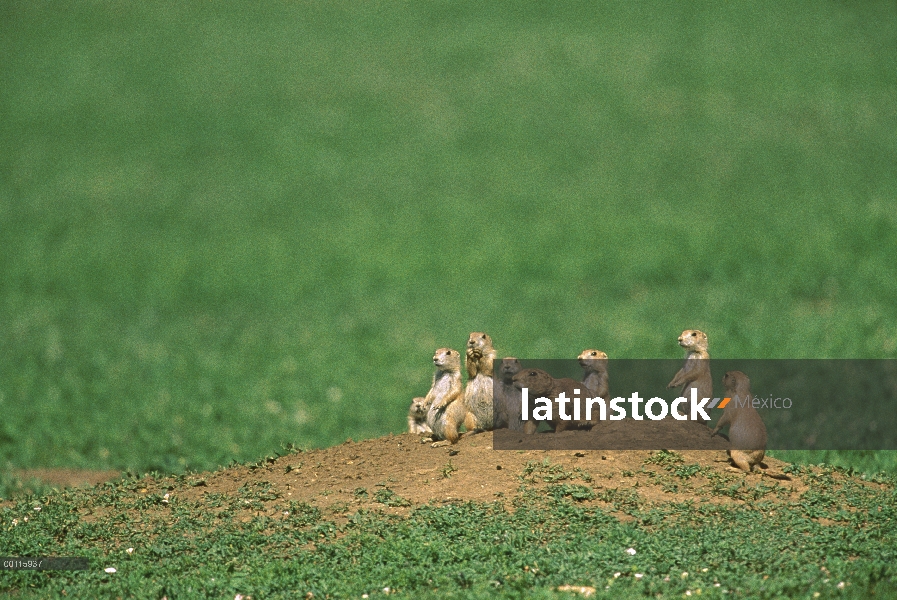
[122,429,805,523]
[6,428,820,519]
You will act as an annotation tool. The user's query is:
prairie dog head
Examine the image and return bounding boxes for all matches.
[677,329,708,352]
[499,357,523,383]
[512,368,555,395]
[409,397,428,419]
[466,332,494,358]
[578,349,608,371]
[722,370,751,397]
[433,348,461,372]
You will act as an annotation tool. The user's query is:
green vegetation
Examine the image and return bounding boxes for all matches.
[1,460,895,598]
[2,0,895,472]
[4,2,895,595]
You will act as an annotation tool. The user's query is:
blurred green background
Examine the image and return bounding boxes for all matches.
[1,1,895,474]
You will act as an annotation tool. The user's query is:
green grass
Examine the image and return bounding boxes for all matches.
[1,458,895,598]
[1,0,896,477]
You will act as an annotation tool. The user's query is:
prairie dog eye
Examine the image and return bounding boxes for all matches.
[590,351,597,356]
[691,332,697,336]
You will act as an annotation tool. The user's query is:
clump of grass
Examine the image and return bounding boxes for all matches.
[374,489,411,507]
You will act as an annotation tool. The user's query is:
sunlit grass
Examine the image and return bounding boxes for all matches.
[1,0,895,474]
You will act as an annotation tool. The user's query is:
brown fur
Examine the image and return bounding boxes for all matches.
[407,397,432,435]
[512,368,596,434]
[712,370,767,472]
[464,332,497,432]
[577,349,609,400]
[494,357,523,430]
[424,348,466,445]
[667,329,712,422]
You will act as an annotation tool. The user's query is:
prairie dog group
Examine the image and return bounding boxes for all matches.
[712,370,767,472]
[406,329,782,480]
[412,338,609,437]
[410,333,499,445]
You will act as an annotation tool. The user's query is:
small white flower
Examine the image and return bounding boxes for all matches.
[634,573,643,579]
[362,595,369,599]
[235,595,243,600]
[626,548,636,555]
[126,548,134,555]
[686,591,692,597]
[837,582,845,589]
[682,571,689,579]
[105,567,117,574]
[23,516,28,522]
[715,583,721,587]
[283,511,289,516]
[11,519,18,526]
[614,572,621,578]
[383,587,391,594]
[33,506,41,512]
[701,568,708,573]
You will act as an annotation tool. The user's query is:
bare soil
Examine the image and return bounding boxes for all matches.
[13,425,866,523]
[124,428,814,525]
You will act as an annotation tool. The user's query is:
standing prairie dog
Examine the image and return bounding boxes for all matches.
[578,349,609,399]
[667,329,712,422]
[424,348,466,445]
[465,332,496,378]
[494,357,524,430]
[512,368,596,434]
[463,332,497,432]
[407,397,432,435]
[711,370,767,472]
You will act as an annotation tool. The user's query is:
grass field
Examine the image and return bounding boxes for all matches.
[2,0,896,478]
[1,445,895,598]
[2,2,897,596]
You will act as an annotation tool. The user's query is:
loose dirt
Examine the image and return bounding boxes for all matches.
[8,426,844,521]
[127,427,810,523]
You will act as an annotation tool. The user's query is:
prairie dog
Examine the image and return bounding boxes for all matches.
[711,370,767,472]
[578,349,609,399]
[463,332,497,432]
[667,329,712,422]
[407,397,432,435]
[512,368,596,434]
[424,348,466,445]
[494,357,524,430]
[465,332,496,378]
